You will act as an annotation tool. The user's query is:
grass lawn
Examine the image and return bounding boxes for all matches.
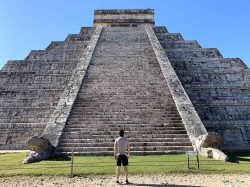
[0,152,249,177]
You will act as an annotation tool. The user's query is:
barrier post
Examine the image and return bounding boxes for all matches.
[70,148,74,177]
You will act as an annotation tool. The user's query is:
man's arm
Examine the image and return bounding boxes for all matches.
[114,144,117,160]
[127,144,130,159]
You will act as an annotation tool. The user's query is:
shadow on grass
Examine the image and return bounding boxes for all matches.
[225,151,250,163]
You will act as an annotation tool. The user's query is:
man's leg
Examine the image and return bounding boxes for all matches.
[116,166,121,182]
[124,165,128,181]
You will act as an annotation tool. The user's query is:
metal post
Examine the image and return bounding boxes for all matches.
[70,148,74,177]
[197,155,199,169]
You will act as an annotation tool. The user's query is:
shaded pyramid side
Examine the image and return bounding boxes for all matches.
[154,26,250,150]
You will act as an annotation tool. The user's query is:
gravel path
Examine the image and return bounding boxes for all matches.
[0,174,249,187]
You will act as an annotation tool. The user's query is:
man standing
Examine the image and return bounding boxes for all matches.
[114,129,130,184]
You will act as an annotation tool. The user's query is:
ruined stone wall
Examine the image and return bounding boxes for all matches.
[154,26,250,150]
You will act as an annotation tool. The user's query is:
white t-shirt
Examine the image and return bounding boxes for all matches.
[114,137,129,156]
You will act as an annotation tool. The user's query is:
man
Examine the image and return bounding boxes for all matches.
[114,129,130,184]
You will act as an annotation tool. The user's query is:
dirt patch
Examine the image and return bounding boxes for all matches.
[0,174,249,187]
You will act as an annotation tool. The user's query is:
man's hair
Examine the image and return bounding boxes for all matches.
[119,129,124,137]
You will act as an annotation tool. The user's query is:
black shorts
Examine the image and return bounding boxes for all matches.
[116,155,128,166]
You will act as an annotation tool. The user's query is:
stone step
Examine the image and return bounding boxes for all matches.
[72,106,178,110]
[57,145,193,153]
[0,102,57,107]
[72,105,176,109]
[169,58,248,70]
[45,41,89,51]
[54,150,186,156]
[71,108,179,112]
[65,34,93,41]
[63,126,186,132]
[186,87,249,96]
[70,106,179,110]
[61,133,188,139]
[0,84,69,90]
[176,68,250,75]
[159,40,201,49]
[154,33,184,41]
[0,90,63,101]
[203,120,250,126]
[59,141,192,148]
[73,100,177,104]
[181,81,250,88]
[0,118,50,123]
[68,116,182,121]
[69,116,180,121]
[25,52,85,60]
[79,27,95,34]
[0,72,72,79]
[72,104,177,109]
[67,121,184,126]
[73,97,176,102]
[66,123,184,128]
[153,26,169,34]
[0,122,46,150]
[64,123,185,129]
[62,129,188,136]
[183,82,250,88]
[165,48,223,59]
[93,47,153,56]
[189,99,250,105]
[1,61,78,72]
[60,137,190,143]
[68,119,182,124]
[71,110,179,115]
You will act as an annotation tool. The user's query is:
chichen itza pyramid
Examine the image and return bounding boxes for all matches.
[0,9,249,155]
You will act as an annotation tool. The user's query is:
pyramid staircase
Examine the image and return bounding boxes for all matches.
[55,27,193,155]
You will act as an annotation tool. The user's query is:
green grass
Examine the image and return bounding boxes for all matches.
[0,152,249,177]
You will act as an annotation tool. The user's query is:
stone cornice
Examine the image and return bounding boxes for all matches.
[94,9,154,15]
[94,19,155,23]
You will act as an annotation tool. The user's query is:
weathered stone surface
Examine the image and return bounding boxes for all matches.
[23,136,52,164]
[27,136,51,151]
[195,132,228,161]
[0,27,95,150]
[146,26,207,147]
[54,26,193,156]
[1,9,250,155]
[154,26,250,151]
[42,26,103,149]
[94,9,154,27]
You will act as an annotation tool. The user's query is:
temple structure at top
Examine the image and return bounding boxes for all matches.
[94,9,155,27]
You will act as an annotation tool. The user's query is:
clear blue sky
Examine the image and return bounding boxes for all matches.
[0,0,249,68]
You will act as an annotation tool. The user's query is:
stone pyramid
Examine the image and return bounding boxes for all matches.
[0,9,249,155]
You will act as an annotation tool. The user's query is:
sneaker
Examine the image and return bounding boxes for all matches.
[116,181,119,184]
[125,180,129,184]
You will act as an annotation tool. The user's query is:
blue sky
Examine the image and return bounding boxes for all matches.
[0,0,249,68]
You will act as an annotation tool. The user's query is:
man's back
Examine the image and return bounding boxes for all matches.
[114,137,129,155]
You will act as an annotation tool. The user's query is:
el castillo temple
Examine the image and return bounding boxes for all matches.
[0,9,249,159]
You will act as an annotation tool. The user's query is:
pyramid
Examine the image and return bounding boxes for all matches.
[0,9,249,155]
